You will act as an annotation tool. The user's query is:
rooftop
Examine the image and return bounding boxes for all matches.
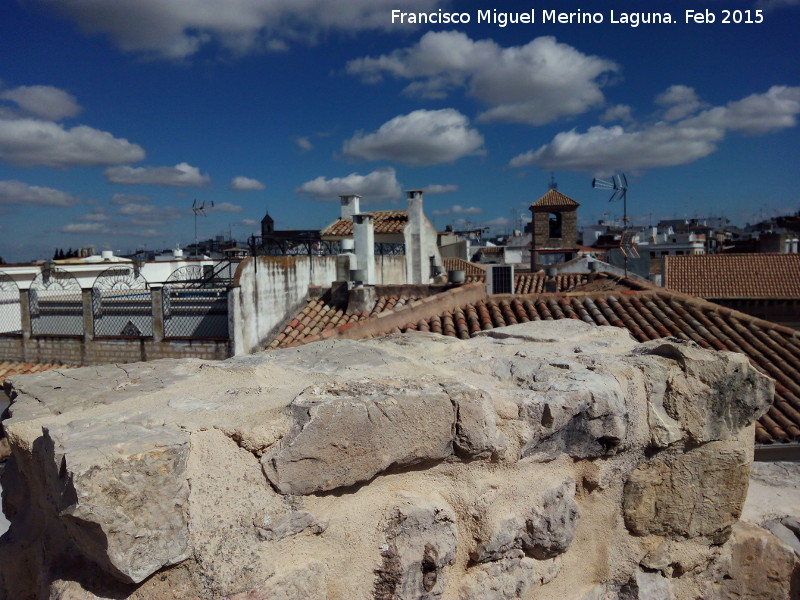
[320,210,408,237]
[663,253,800,299]
[531,189,580,209]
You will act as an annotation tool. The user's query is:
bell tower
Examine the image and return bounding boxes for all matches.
[530,182,580,270]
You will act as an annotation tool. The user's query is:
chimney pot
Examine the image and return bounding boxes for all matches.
[339,194,361,221]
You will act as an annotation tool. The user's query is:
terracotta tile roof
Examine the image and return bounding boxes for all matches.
[512,273,643,294]
[531,189,580,209]
[442,258,486,276]
[393,289,800,445]
[663,253,800,299]
[268,293,422,349]
[446,270,647,295]
[0,362,72,387]
[320,210,408,237]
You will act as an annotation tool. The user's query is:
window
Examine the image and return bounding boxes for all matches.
[548,213,562,239]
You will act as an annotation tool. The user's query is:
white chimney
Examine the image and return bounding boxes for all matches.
[101,250,113,261]
[339,194,361,221]
[406,189,425,284]
[353,213,375,285]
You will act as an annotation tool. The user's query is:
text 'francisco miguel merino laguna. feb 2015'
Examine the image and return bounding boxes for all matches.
[390,8,766,27]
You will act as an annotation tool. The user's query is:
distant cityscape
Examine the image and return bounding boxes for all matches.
[8,188,797,290]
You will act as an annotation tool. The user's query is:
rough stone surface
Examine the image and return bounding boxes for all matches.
[374,495,457,600]
[699,522,800,600]
[762,516,800,556]
[472,478,579,563]
[0,320,785,600]
[636,340,774,445]
[623,438,751,541]
[459,556,561,600]
[494,357,628,461]
[261,378,500,495]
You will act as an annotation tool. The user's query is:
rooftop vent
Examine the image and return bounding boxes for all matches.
[487,265,514,295]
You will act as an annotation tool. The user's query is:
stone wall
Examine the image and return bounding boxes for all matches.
[531,208,578,250]
[1,320,798,600]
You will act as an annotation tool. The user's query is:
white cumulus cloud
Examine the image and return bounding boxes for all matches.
[295,136,313,151]
[0,179,80,206]
[342,109,484,166]
[655,85,705,121]
[600,104,634,124]
[0,85,82,121]
[61,222,111,234]
[109,193,184,225]
[431,204,483,216]
[347,32,618,125]
[423,184,458,195]
[31,0,447,60]
[104,162,210,187]
[230,176,265,190]
[110,193,150,205]
[0,118,145,168]
[509,85,800,172]
[296,167,402,201]
[78,210,110,222]
[211,201,243,213]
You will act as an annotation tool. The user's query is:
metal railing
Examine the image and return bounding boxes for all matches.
[29,267,83,336]
[92,267,153,337]
[162,266,229,339]
[0,273,21,335]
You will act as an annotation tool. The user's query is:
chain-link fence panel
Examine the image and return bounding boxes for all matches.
[162,287,228,338]
[92,267,153,337]
[0,272,22,335]
[29,267,83,336]
[163,266,228,339]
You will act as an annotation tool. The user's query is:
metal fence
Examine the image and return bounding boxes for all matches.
[163,266,229,339]
[29,267,83,336]
[0,272,21,335]
[92,267,153,337]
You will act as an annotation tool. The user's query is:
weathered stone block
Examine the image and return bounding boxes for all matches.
[623,438,751,540]
[261,379,455,495]
[636,339,774,445]
[374,495,457,600]
[473,478,579,563]
[262,378,500,495]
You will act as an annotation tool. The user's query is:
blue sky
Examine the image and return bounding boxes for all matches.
[0,0,798,262]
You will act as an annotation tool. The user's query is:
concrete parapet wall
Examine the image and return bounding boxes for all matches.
[230,255,409,355]
[0,335,229,366]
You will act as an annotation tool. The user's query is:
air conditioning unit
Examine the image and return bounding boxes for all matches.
[487,264,514,295]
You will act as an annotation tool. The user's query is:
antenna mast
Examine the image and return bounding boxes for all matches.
[592,173,634,278]
[192,199,214,258]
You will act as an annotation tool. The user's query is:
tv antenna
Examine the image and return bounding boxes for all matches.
[192,199,214,257]
[592,173,636,277]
